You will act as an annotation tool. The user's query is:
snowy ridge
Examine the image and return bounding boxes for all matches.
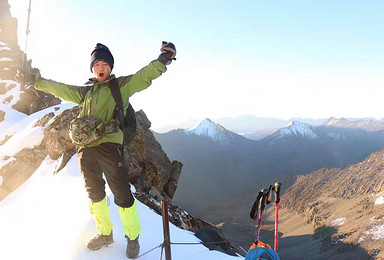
[185,118,236,144]
[272,120,318,139]
[324,117,384,132]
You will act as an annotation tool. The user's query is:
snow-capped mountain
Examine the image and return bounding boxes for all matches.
[324,117,384,132]
[270,120,319,140]
[185,118,244,145]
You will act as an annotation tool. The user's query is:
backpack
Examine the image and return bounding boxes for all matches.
[109,77,137,145]
[245,247,280,260]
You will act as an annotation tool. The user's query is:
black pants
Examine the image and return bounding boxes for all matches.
[77,142,134,208]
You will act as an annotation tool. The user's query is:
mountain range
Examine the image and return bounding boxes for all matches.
[153,116,384,253]
[153,117,384,249]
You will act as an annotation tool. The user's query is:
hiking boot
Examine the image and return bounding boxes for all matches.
[87,232,114,250]
[125,235,140,259]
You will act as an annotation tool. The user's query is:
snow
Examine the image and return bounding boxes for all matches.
[371,191,384,206]
[359,224,384,242]
[185,118,233,144]
[324,117,384,132]
[0,45,11,51]
[274,121,318,139]
[0,105,241,259]
[0,57,13,62]
[330,217,346,227]
[375,194,384,205]
[0,123,43,158]
[0,102,76,143]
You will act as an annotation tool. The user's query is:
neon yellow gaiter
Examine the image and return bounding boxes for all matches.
[89,197,113,235]
[119,200,142,240]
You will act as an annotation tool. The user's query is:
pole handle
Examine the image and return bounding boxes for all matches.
[274,182,282,204]
[250,191,263,219]
[259,188,269,211]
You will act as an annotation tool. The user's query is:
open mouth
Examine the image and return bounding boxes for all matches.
[99,73,104,78]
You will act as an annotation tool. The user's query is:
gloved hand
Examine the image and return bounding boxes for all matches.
[15,57,39,86]
[158,41,176,65]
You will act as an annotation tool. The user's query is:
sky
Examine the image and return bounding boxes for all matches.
[0,102,241,260]
[7,0,384,132]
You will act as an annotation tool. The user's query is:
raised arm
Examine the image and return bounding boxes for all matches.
[34,74,85,104]
[119,41,176,99]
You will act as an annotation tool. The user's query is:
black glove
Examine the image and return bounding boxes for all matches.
[158,41,176,65]
[15,57,39,86]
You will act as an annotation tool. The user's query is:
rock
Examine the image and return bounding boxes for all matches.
[134,191,213,232]
[41,106,80,160]
[195,226,238,256]
[0,110,4,122]
[164,160,183,198]
[124,109,183,200]
[0,146,48,200]
[0,0,19,51]
[0,0,61,115]
[13,88,61,115]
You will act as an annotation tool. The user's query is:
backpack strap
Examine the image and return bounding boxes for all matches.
[80,85,93,104]
[109,77,125,130]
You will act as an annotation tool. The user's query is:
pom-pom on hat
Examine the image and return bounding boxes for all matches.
[90,43,114,72]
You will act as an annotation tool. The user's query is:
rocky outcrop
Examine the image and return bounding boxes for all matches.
[0,0,60,115]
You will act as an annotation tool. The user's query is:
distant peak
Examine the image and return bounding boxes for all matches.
[188,118,224,133]
[185,119,236,144]
[274,120,318,139]
[325,117,350,125]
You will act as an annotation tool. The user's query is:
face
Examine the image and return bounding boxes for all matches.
[92,60,111,82]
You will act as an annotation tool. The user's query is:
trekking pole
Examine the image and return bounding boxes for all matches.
[255,188,269,244]
[20,0,32,89]
[273,182,282,252]
[25,0,32,57]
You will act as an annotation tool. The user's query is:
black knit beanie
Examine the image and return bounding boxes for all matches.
[90,43,114,72]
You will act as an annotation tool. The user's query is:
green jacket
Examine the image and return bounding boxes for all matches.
[35,60,166,147]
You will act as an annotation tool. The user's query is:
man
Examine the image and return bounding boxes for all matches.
[19,42,176,258]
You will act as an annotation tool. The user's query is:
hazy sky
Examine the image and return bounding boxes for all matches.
[8,0,384,131]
